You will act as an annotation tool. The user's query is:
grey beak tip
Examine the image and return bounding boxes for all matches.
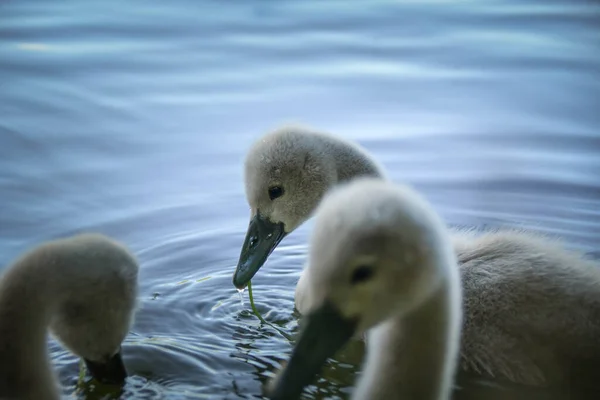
[83,351,128,385]
[234,214,287,288]
[266,301,358,400]
[232,271,248,289]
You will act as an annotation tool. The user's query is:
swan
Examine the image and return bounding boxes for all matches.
[237,125,600,388]
[267,178,463,400]
[269,179,600,399]
[0,233,139,400]
[233,125,386,288]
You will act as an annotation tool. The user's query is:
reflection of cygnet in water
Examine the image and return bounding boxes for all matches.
[0,233,139,400]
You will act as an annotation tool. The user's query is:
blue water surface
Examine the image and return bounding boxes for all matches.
[1,1,599,399]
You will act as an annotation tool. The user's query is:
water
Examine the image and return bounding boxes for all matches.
[238,288,245,306]
[1,0,599,398]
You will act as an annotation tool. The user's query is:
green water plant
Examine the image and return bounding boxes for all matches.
[247,280,292,341]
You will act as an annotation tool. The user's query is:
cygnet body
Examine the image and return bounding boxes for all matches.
[0,233,139,400]
[268,179,462,400]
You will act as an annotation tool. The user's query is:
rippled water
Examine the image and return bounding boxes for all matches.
[1,0,599,399]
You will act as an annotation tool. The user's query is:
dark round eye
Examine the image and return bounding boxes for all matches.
[268,186,284,200]
[350,265,375,284]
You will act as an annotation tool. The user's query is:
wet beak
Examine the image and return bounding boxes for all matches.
[84,349,128,385]
[267,301,357,400]
[233,213,286,289]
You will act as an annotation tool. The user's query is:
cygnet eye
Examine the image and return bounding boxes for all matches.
[268,186,284,200]
[350,265,375,285]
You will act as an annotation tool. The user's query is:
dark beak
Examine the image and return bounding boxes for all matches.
[84,349,128,385]
[233,213,286,289]
[267,301,357,400]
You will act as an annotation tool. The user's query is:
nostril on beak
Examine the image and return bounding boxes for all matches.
[249,236,258,249]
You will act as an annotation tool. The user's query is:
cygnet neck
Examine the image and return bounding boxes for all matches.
[354,266,461,400]
[0,252,61,340]
[0,249,69,400]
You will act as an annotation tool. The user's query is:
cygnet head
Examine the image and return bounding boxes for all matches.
[268,178,454,400]
[37,234,138,384]
[234,125,382,289]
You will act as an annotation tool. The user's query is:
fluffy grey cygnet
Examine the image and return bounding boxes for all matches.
[233,125,386,289]
[268,179,462,400]
[0,233,139,400]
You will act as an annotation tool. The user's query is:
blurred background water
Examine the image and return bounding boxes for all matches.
[1,0,599,399]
